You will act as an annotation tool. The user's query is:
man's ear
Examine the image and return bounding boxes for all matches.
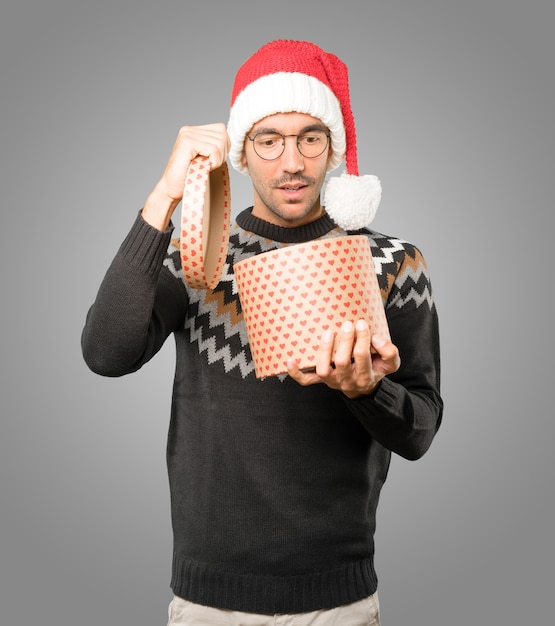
[241,150,249,171]
[327,143,333,168]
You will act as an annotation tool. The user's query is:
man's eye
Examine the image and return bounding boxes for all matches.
[299,135,320,147]
[256,135,281,147]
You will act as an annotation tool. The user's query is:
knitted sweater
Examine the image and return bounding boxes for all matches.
[81,207,442,614]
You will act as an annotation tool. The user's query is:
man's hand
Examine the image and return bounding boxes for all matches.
[287,319,400,399]
[142,123,231,230]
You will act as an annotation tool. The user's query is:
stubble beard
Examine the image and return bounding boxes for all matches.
[254,174,325,225]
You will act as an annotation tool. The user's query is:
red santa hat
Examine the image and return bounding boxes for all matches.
[227,40,381,230]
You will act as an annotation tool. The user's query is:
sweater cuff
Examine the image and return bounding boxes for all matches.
[119,211,174,275]
[369,376,403,412]
[342,376,401,413]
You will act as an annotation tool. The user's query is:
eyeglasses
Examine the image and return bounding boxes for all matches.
[246,129,330,160]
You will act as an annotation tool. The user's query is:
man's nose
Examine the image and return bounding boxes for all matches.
[280,136,305,172]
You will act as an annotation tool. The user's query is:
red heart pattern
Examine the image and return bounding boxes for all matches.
[234,236,389,378]
[181,156,230,289]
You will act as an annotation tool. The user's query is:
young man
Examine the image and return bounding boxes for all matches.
[82,40,442,625]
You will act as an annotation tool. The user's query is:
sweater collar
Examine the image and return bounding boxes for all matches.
[236,207,338,244]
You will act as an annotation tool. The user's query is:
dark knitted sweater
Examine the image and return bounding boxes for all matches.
[81,208,442,614]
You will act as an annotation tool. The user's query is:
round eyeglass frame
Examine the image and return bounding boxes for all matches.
[246,130,331,161]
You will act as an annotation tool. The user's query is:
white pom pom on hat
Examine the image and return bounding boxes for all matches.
[324,172,382,230]
[227,39,382,230]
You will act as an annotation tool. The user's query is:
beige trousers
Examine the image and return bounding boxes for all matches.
[167,593,381,625]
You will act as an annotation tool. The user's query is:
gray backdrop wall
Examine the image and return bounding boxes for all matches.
[1,1,553,624]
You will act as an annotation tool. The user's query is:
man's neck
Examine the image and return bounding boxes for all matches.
[236,207,338,244]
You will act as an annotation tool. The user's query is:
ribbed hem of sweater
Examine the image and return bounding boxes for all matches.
[236,207,338,243]
[118,211,174,275]
[171,555,378,614]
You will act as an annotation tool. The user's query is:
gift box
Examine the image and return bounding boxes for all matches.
[180,156,231,289]
[234,235,389,378]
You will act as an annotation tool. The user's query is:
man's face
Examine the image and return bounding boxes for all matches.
[241,112,331,227]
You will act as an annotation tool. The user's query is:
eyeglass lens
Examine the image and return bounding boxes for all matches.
[250,131,329,160]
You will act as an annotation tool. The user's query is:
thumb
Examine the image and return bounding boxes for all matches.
[371,335,401,375]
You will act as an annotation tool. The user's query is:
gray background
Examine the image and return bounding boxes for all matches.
[1,1,553,624]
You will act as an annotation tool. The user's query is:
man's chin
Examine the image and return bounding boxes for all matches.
[272,204,322,226]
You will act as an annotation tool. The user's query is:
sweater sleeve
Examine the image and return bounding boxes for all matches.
[81,212,188,377]
[342,244,443,460]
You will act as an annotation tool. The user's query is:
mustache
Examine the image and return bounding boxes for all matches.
[273,174,315,187]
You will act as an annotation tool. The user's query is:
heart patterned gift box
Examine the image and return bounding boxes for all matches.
[234,235,389,378]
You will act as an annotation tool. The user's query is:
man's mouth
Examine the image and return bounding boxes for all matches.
[275,175,313,191]
[280,184,306,191]
[274,176,314,202]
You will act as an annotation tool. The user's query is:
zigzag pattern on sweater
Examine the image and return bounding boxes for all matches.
[366,231,434,311]
[165,226,434,379]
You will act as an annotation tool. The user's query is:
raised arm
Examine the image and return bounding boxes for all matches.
[81,123,231,376]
